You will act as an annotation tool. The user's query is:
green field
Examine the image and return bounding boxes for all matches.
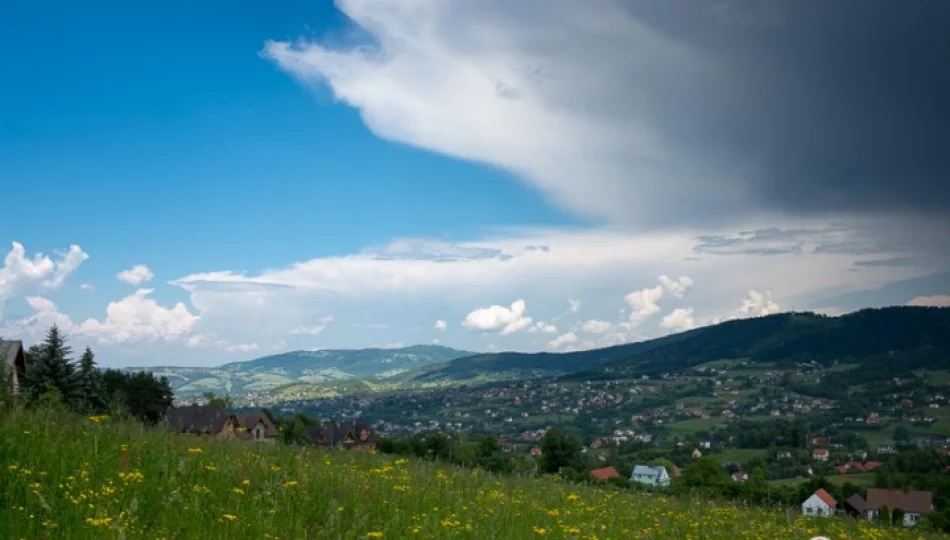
[3,406,939,539]
[772,472,877,488]
[666,418,724,434]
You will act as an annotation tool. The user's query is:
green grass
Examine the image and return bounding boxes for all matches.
[666,418,724,434]
[771,472,877,488]
[2,406,944,539]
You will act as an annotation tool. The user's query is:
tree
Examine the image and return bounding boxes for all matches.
[892,507,905,527]
[203,392,233,409]
[680,457,728,488]
[894,425,910,442]
[880,504,892,525]
[101,369,173,424]
[23,325,81,407]
[77,347,105,412]
[539,428,582,474]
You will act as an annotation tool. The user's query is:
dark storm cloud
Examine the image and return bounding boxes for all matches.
[626,0,950,217]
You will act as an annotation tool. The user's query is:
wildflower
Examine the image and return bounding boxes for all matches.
[367,533,383,538]
[241,479,251,486]
[221,514,237,522]
[204,465,216,472]
[187,448,202,454]
[533,527,547,535]
[87,415,109,424]
[231,487,245,496]
[269,465,281,472]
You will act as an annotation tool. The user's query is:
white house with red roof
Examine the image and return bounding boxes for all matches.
[812,448,830,462]
[802,488,837,517]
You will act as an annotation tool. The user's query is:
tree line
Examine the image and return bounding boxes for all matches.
[3,325,173,424]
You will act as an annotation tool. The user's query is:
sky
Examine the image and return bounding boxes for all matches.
[2,0,949,367]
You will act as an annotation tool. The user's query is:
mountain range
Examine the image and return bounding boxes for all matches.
[127,345,474,397]
[133,306,950,399]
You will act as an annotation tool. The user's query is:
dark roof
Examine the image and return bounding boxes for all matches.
[590,466,621,480]
[846,494,868,513]
[308,421,377,446]
[1,340,25,368]
[866,489,933,514]
[166,405,234,434]
[234,413,278,438]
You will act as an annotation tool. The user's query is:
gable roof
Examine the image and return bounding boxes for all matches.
[866,488,933,514]
[234,413,278,438]
[166,405,234,434]
[846,494,868,513]
[632,465,667,477]
[307,421,377,446]
[1,340,25,368]
[590,466,621,480]
[814,488,837,507]
[813,448,829,455]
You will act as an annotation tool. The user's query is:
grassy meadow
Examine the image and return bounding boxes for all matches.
[1,407,945,539]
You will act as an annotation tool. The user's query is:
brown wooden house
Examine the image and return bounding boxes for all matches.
[1,340,27,397]
[307,421,377,451]
[166,404,238,439]
[234,412,279,442]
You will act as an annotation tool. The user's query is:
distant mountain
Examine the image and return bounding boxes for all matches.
[129,345,474,397]
[411,307,950,385]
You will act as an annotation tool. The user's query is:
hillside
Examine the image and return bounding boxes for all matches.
[129,345,473,397]
[412,307,950,385]
[1,407,937,540]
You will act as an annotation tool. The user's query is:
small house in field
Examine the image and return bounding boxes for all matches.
[630,465,670,488]
[590,466,622,481]
[1,340,26,397]
[234,412,279,442]
[802,488,837,517]
[853,489,934,527]
[166,405,237,438]
[307,421,378,451]
[812,448,830,462]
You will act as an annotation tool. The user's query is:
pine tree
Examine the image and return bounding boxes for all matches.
[24,325,81,407]
[77,346,105,412]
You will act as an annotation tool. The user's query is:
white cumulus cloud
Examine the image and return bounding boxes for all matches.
[548,331,578,349]
[1,242,88,315]
[434,319,448,331]
[738,290,780,317]
[463,299,533,335]
[116,265,154,286]
[581,319,612,334]
[528,321,558,334]
[661,307,696,333]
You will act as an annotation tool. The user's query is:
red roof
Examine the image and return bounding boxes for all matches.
[590,466,622,480]
[863,461,882,471]
[813,448,829,456]
[815,488,837,507]
[835,465,849,474]
[847,461,865,472]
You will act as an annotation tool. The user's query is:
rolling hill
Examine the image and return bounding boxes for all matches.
[410,307,950,385]
[128,345,474,397]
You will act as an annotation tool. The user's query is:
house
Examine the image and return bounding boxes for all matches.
[233,413,278,442]
[530,446,542,456]
[851,489,934,527]
[802,488,837,517]
[775,450,793,460]
[812,448,829,462]
[630,465,670,488]
[810,436,829,447]
[845,494,868,517]
[731,471,749,483]
[307,421,378,451]
[691,448,703,459]
[590,466,622,481]
[166,405,237,438]
[1,340,26,397]
[877,443,897,454]
[863,461,883,472]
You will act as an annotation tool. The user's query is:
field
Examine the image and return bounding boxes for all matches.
[1,408,943,540]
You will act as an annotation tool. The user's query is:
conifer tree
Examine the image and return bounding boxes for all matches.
[24,325,81,407]
[77,346,105,412]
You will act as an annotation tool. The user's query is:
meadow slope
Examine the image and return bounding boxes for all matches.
[0,407,942,539]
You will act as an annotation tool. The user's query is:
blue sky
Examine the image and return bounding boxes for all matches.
[2,0,948,367]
